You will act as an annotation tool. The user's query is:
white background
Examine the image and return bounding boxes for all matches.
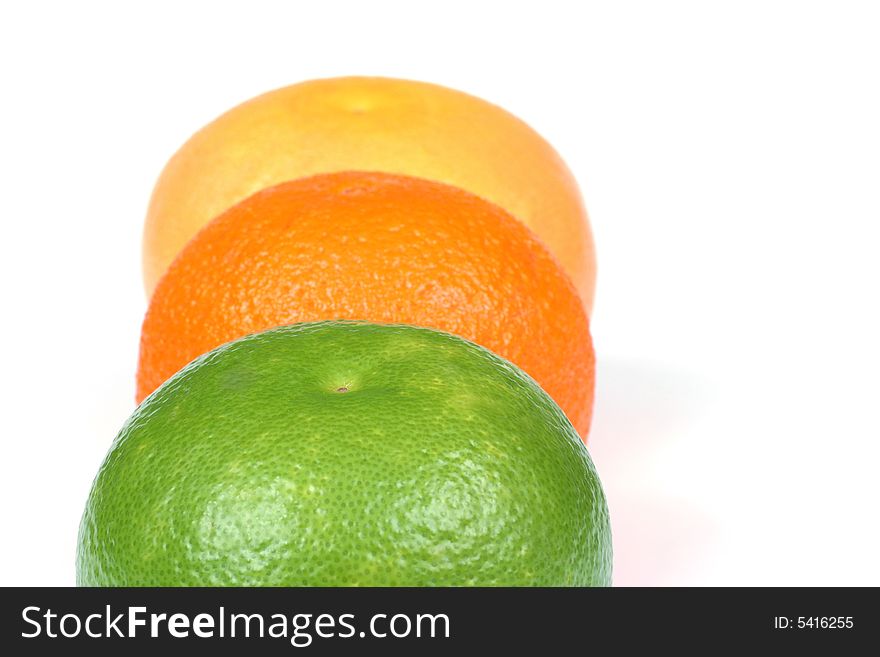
[1,1,878,586]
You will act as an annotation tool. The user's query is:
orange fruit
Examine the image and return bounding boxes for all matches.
[137,172,595,439]
[142,76,596,310]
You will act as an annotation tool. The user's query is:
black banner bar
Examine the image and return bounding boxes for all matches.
[1,588,874,653]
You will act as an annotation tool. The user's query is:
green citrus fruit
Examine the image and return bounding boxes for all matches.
[77,321,611,586]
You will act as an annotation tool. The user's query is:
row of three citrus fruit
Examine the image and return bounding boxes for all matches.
[78,77,612,586]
